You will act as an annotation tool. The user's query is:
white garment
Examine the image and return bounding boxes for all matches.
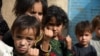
[90,37,100,56]
[0,40,13,56]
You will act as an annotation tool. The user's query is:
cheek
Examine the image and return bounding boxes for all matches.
[28,41,35,47]
[77,37,82,41]
[95,28,100,35]
[58,27,63,33]
[97,30,100,34]
[78,38,82,41]
[25,11,32,16]
[14,40,20,48]
[87,36,91,41]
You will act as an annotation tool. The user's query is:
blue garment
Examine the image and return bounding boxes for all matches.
[73,43,97,56]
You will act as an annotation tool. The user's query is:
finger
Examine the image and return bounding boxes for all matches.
[28,48,39,56]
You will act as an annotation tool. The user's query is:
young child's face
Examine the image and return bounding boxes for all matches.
[47,17,63,37]
[13,28,36,54]
[95,26,100,37]
[77,31,92,47]
[26,2,43,22]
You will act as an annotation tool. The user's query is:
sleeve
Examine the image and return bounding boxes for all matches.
[60,40,73,56]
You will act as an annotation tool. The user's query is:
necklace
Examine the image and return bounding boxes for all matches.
[40,44,52,53]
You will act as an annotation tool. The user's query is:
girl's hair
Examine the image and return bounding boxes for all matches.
[11,15,40,37]
[42,5,69,29]
[13,0,47,17]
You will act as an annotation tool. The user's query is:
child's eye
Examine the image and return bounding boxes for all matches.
[26,37,35,42]
[38,12,43,15]
[16,35,22,39]
[30,11,43,15]
[30,11,36,14]
[48,23,54,26]
[97,27,100,30]
[85,34,89,36]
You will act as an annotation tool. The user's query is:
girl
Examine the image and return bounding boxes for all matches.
[13,0,47,22]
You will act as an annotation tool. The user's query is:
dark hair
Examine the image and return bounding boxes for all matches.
[42,5,69,29]
[0,0,2,12]
[92,15,100,31]
[75,20,93,36]
[13,0,47,17]
[0,15,9,36]
[11,15,40,38]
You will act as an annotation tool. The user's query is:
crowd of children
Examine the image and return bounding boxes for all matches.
[0,0,100,56]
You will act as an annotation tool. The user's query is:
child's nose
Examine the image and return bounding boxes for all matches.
[20,39,27,45]
[82,36,86,39]
[53,26,57,31]
[35,13,39,18]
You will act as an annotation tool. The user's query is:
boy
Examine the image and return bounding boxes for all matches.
[11,15,40,56]
[73,20,97,56]
[90,15,100,56]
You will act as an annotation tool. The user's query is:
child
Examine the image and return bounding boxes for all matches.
[73,20,97,56]
[90,15,100,56]
[41,5,72,56]
[36,22,54,56]
[13,0,47,22]
[11,15,40,56]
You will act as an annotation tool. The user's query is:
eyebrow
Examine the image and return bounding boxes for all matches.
[16,34,34,38]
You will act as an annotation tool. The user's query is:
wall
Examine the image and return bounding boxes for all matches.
[2,0,16,28]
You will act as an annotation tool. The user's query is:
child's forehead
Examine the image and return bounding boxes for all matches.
[77,29,92,35]
[49,17,57,23]
[15,28,36,35]
[48,16,63,24]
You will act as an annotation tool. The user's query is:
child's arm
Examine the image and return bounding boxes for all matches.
[65,35,74,56]
[65,35,72,50]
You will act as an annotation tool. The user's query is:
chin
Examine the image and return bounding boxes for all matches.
[18,50,27,55]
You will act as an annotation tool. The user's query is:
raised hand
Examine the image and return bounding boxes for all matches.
[28,48,39,56]
[44,26,53,38]
[65,35,72,50]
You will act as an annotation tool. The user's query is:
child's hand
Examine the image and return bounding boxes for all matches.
[28,48,39,56]
[65,35,72,50]
[44,27,53,38]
